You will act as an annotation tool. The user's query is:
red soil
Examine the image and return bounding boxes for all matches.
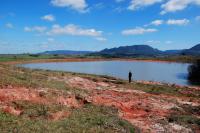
[0,76,199,132]
[2,105,22,116]
[0,85,82,119]
[49,111,70,121]
[66,76,199,132]
[56,95,81,108]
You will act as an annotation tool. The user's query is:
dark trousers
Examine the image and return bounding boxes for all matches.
[129,77,131,83]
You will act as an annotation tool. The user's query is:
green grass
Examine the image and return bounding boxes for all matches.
[0,65,65,89]
[166,104,200,130]
[126,82,200,98]
[11,101,62,120]
[0,54,82,62]
[0,104,135,133]
[168,115,200,127]
[0,54,200,63]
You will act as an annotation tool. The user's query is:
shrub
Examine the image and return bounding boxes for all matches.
[188,59,200,85]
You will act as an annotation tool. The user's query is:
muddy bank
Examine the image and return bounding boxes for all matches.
[1,57,182,65]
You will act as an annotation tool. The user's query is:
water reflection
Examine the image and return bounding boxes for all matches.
[177,73,188,80]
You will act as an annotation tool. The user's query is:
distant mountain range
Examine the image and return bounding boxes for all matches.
[40,44,200,57]
[95,45,162,57]
[92,44,200,57]
[182,44,200,56]
[40,50,93,55]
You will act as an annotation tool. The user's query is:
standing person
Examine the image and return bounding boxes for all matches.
[128,71,132,83]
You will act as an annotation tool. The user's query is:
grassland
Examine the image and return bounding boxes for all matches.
[0,103,135,133]
[1,54,200,63]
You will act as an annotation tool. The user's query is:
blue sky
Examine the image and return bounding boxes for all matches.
[0,0,200,54]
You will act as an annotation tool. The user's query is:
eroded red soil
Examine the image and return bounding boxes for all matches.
[66,76,200,133]
[0,85,83,120]
[49,111,70,121]
[0,76,199,132]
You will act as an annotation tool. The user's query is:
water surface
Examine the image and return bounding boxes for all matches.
[21,61,190,86]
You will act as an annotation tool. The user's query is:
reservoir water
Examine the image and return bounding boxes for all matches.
[21,61,190,86]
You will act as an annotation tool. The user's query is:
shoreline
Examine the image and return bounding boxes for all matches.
[1,57,188,65]
[135,80,200,90]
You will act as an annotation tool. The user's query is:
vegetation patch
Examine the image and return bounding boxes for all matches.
[0,104,135,133]
[168,115,200,129]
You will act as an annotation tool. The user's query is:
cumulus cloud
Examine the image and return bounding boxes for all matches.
[122,27,158,35]
[161,0,200,14]
[146,19,189,26]
[5,23,13,28]
[24,26,47,32]
[166,19,190,25]
[127,0,200,14]
[47,24,102,37]
[41,14,55,22]
[51,0,87,12]
[150,20,164,26]
[128,0,163,10]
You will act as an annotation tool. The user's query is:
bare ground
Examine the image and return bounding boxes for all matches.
[0,66,200,132]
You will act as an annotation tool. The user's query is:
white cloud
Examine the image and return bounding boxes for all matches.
[122,27,158,35]
[47,24,102,37]
[24,26,47,33]
[161,0,200,14]
[128,0,163,10]
[51,0,87,12]
[196,16,200,21]
[166,19,189,25]
[151,20,164,26]
[41,14,55,22]
[5,23,13,28]
[127,0,200,14]
[146,40,160,44]
[95,37,107,41]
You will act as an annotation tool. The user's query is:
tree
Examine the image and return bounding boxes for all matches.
[188,59,200,85]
